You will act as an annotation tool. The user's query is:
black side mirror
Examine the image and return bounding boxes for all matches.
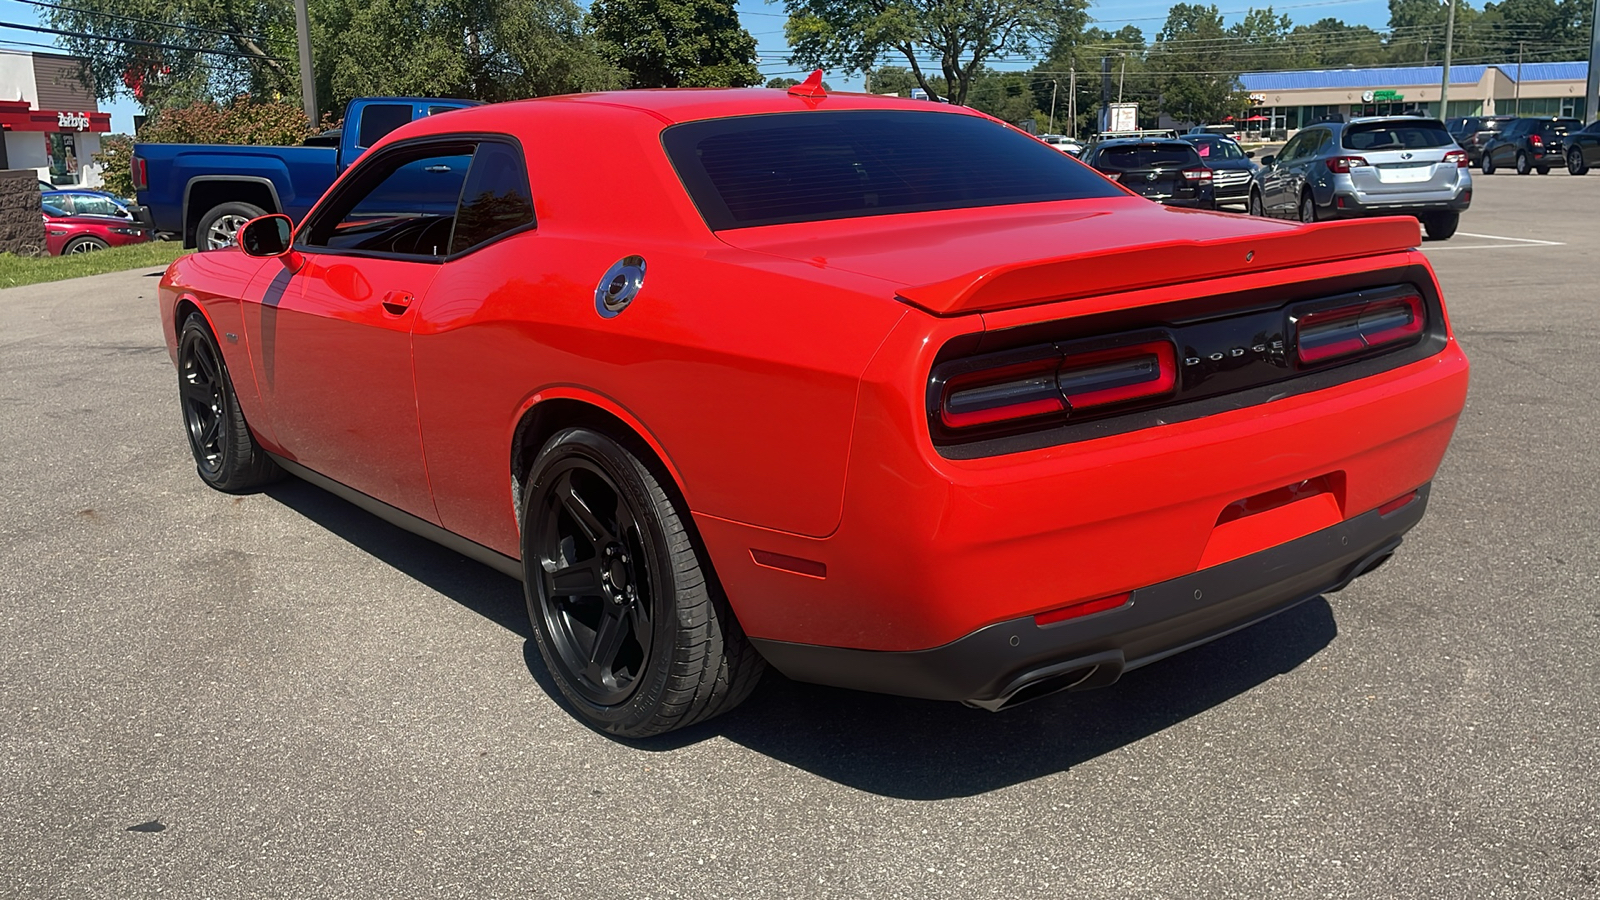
[239,214,295,259]
[1246,150,1256,158]
[1260,154,1276,167]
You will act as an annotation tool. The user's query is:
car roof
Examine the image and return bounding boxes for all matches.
[1093,138,1194,148]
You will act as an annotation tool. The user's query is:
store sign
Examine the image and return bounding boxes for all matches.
[1361,90,1405,103]
[57,111,91,131]
[1248,93,1267,103]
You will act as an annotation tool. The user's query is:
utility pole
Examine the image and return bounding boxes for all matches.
[1589,0,1600,120]
[1048,79,1058,133]
[294,0,316,125]
[1118,55,1127,103]
[1515,41,1525,115]
[1438,0,1456,117]
[1068,65,1077,139]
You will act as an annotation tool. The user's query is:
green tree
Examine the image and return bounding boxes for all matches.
[1289,18,1389,68]
[783,0,1087,106]
[1149,4,1247,126]
[137,95,315,144]
[864,65,948,97]
[966,69,1046,126]
[1036,25,1153,135]
[587,0,760,87]
[90,134,136,197]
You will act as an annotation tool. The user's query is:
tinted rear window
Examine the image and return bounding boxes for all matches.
[1096,144,1201,167]
[1343,120,1453,150]
[1191,139,1244,160]
[662,111,1121,230]
[358,104,414,148]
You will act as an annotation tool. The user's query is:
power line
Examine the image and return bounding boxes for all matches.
[17,0,271,44]
[0,20,287,60]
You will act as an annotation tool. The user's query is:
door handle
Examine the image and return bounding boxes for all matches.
[382,290,414,315]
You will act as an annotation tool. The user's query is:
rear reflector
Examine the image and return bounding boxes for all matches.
[939,340,1176,430]
[1295,293,1425,365]
[1377,490,1419,517]
[1035,592,1132,626]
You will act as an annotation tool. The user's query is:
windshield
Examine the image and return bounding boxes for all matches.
[1342,120,1453,150]
[661,111,1121,230]
[1096,145,1201,168]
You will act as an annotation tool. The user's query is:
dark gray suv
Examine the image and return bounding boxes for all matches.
[1247,116,1472,240]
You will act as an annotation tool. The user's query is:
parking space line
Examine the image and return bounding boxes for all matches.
[1423,243,1562,251]
[1454,232,1566,245]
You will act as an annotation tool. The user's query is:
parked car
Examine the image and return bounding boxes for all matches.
[133,96,479,250]
[1082,138,1216,209]
[1187,124,1237,136]
[1038,133,1085,156]
[1247,116,1471,240]
[42,189,140,221]
[1179,133,1258,205]
[1445,115,1514,166]
[159,87,1468,737]
[1478,117,1583,175]
[42,202,150,255]
[1564,119,1600,175]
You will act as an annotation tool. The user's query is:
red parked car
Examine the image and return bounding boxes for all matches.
[158,81,1470,737]
[43,202,149,255]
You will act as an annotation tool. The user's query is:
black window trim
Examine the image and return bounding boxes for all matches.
[294,131,536,265]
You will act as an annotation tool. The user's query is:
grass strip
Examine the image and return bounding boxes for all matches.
[0,242,191,289]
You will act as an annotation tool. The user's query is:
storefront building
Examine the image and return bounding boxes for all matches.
[1233,62,1590,140]
[0,49,111,188]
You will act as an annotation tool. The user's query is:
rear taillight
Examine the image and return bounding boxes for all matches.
[1326,156,1369,174]
[1443,150,1468,167]
[1180,167,1213,184]
[1294,294,1425,365]
[938,340,1177,430]
[132,156,148,191]
[1530,134,1543,148]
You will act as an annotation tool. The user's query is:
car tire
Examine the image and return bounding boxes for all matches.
[1569,148,1590,176]
[196,201,267,251]
[1298,191,1318,224]
[1535,166,1549,175]
[1515,151,1531,175]
[176,313,283,492]
[1422,212,1459,241]
[62,235,109,255]
[1481,153,1496,175]
[1247,189,1265,217]
[522,427,764,738]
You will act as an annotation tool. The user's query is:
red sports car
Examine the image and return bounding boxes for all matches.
[159,81,1469,737]
[43,202,150,255]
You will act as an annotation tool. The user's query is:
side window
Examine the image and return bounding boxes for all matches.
[1312,130,1334,154]
[302,143,474,258]
[450,141,535,254]
[357,104,415,149]
[73,194,124,216]
[1279,133,1307,161]
[48,195,72,214]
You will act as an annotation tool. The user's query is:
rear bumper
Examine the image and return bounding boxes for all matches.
[1328,188,1471,217]
[752,484,1429,706]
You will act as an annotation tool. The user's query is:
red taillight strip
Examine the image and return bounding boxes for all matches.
[1035,591,1132,626]
[1296,294,1424,365]
[938,340,1177,430]
[940,359,1065,429]
[1058,341,1177,410]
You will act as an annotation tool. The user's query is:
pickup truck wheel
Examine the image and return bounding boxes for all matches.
[197,202,266,251]
[522,427,764,738]
[63,236,108,254]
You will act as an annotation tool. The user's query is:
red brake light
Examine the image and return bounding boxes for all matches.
[1295,294,1425,365]
[1326,156,1368,174]
[1443,150,1468,167]
[132,156,148,191]
[938,341,1177,430]
[1180,167,1213,183]
[1529,134,1543,148]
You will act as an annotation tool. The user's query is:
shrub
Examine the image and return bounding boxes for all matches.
[139,96,314,146]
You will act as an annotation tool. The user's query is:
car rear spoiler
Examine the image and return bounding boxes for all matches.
[895,217,1422,316]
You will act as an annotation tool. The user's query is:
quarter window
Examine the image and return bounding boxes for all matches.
[450,141,535,253]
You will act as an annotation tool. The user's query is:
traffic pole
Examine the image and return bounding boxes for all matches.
[294,0,317,126]
[1438,0,1456,117]
[1587,0,1599,120]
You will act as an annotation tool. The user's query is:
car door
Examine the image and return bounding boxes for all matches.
[1262,132,1306,212]
[241,138,474,522]
[1583,122,1600,166]
[1489,120,1523,167]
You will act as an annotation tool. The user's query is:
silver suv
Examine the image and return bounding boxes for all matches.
[1247,116,1472,240]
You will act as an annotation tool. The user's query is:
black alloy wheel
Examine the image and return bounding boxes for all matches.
[1570,148,1590,176]
[176,314,281,491]
[522,428,764,737]
[1247,189,1265,217]
[1481,153,1497,175]
[1515,151,1531,175]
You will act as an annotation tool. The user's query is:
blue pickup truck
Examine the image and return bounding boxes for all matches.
[133,97,479,249]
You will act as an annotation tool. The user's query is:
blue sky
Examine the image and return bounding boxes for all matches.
[0,0,1399,132]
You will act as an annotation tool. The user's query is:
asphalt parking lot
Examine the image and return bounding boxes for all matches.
[2,173,1597,899]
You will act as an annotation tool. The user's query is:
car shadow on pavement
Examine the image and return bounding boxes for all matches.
[263,479,532,639]
[265,477,1336,800]
[645,598,1338,800]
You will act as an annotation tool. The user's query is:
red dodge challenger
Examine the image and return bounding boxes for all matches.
[159,83,1469,737]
